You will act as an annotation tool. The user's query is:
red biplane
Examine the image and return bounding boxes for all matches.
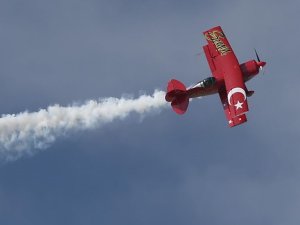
[165,26,266,127]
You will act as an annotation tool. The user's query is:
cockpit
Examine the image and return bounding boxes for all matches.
[192,77,216,88]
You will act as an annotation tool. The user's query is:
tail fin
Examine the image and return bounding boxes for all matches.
[165,79,189,115]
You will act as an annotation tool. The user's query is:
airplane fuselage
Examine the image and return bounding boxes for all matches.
[165,26,266,127]
[186,60,261,99]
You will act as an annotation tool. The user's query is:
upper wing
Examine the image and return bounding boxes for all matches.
[202,26,233,80]
[219,88,247,127]
[203,26,249,118]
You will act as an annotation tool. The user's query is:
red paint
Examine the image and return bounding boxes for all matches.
[165,26,266,127]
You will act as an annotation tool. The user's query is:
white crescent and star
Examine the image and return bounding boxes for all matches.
[227,87,247,110]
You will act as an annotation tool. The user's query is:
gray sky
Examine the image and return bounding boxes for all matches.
[1,0,300,224]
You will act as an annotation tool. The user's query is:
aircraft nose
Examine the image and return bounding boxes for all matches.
[257,61,266,68]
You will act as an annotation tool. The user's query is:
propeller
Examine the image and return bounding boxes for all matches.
[254,48,261,62]
[254,48,266,72]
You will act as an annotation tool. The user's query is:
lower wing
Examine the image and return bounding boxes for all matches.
[218,89,247,127]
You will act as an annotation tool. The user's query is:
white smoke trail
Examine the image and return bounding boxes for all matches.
[0,90,167,161]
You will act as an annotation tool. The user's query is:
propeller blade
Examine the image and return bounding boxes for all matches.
[254,48,261,62]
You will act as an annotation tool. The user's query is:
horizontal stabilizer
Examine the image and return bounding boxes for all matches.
[167,79,186,92]
[165,79,189,114]
[171,96,189,115]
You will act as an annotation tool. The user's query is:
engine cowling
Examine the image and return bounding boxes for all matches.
[240,60,260,81]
